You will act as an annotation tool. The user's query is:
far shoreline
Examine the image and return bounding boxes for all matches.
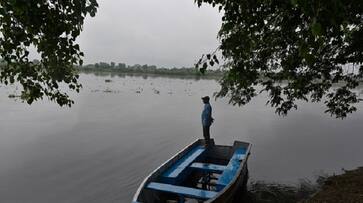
[77,62,224,79]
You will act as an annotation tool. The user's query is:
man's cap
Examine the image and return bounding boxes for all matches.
[201,96,210,100]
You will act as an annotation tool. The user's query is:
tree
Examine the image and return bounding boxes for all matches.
[0,0,98,106]
[118,63,126,69]
[195,0,363,118]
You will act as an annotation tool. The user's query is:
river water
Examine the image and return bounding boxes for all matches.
[0,73,362,203]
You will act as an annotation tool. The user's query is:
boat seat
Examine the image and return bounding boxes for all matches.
[216,147,246,191]
[189,162,227,173]
[162,146,205,184]
[147,182,218,200]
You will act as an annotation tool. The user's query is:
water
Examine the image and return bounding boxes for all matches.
[0,73,362,203]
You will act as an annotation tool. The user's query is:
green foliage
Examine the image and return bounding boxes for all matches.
[195,0,363,118]
[0,0,98,106]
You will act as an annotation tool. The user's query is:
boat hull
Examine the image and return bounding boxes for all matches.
[132,139,251,203]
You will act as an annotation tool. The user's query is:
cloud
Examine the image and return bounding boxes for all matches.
[78,0,222,68]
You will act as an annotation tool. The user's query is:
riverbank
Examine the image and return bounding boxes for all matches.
[304,167,363,203]
[244,167,363,203]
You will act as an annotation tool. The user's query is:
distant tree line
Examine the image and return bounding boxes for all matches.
[78,62,223,76]
[0,60,223,77]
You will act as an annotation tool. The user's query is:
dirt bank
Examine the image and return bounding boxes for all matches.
[244,167,363,203]
[303,167,363,203]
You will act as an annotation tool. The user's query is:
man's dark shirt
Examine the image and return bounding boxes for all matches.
[201,103,212,127]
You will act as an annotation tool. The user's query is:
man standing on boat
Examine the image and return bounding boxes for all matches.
[201,96,214,144]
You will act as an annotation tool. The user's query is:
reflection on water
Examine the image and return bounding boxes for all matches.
[0,73,362,203]
[79,70,220,81]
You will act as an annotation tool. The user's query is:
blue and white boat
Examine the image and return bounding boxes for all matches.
[132,139,251,203]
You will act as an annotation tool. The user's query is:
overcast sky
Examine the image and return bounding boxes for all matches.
[77,0,222,68]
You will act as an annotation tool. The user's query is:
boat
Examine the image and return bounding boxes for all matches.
[132,139,252,203]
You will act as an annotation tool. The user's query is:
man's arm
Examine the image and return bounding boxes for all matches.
[209,106,214,123]
[206,105,213,124]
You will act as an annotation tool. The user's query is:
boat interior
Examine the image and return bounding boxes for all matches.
[133,139,251,203]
